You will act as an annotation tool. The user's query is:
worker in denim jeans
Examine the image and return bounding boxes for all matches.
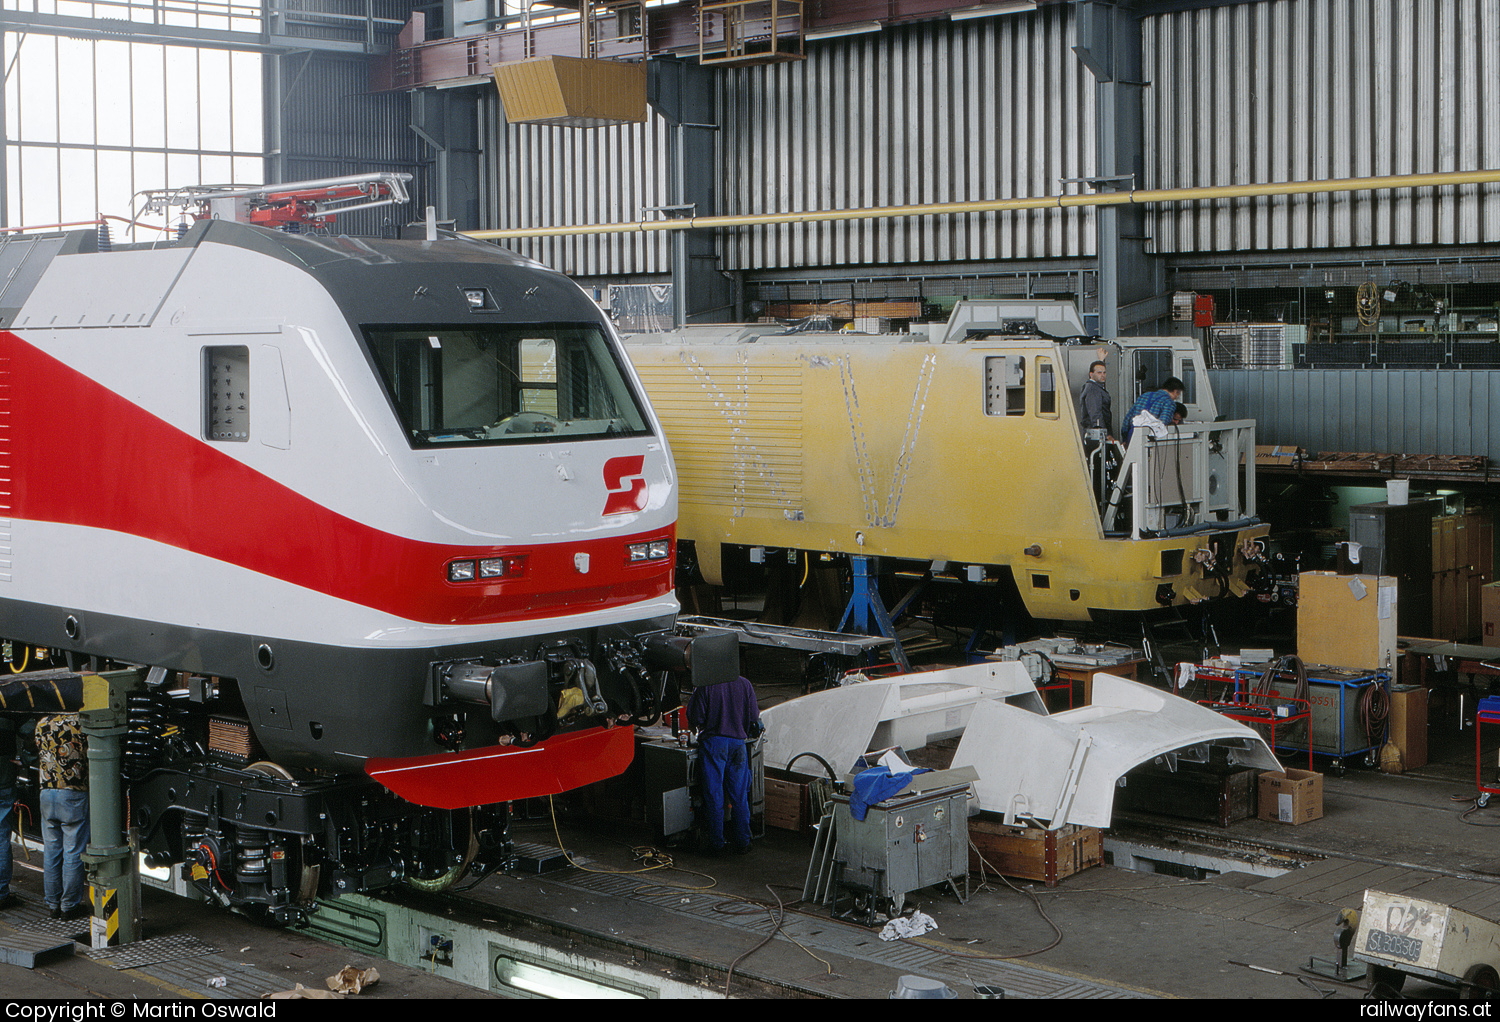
[688,675,761,856]
[0,716,17,911]
[35,713,89,920]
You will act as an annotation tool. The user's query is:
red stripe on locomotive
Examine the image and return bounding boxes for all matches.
[0,331,672,625]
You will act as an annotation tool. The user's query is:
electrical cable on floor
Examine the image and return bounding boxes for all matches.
[543,800,834,993]
[723,884,785,997]
[1455,793,1500,827]
[630,875,836,993]
[940,840,1063,959]
[545,795,680,876]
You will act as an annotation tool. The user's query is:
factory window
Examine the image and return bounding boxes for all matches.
[1131,348,1172,401]
[204,345,249,442]
[363,324,651,447]
[1036,357,1058,418]
[985,355,1026,416]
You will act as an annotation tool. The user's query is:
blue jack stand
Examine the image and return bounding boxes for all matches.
[837,556,911,672]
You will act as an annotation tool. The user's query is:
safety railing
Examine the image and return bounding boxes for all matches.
[1102,420,1258,539]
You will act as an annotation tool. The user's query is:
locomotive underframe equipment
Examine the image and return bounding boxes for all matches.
[64,623,720,923]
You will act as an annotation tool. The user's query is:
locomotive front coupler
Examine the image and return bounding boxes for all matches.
[430,657,551,725]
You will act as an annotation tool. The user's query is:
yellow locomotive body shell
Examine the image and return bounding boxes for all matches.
[626,329,1268,623]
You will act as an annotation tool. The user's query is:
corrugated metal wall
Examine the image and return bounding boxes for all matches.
[1212,368,1500,461]
[271,0,420,237]
[1144,0,1500,254]
[473,0,1500,275]
[477,5,1092,278]
[715,7,1094,270]
[477,94,675,275]
[277,55,418,236]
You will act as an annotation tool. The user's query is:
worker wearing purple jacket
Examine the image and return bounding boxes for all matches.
[688,675,762,856]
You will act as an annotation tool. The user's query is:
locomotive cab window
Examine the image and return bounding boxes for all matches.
[205,345,250,442]
[1131,347,1196,405]
[363,325,650,447]
[985,355,1026,416]
[1036,357,1058,418]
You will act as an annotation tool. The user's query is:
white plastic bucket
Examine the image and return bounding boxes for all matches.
[1387,479,1409,505]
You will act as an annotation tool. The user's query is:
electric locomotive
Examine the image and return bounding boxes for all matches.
[0,176,708,922]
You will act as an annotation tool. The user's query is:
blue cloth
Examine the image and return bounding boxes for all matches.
[41,787,89,912]
[849,765,930,822]
[698,734,752,851]
[1121,389,1180,445]
[0,787,12,899]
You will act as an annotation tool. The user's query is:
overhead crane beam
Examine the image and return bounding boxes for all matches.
[466,168,1500,241]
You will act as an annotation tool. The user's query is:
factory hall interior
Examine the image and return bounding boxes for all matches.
[6,0,1500,1004]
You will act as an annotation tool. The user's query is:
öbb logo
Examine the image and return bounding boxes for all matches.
[603,455,648,515]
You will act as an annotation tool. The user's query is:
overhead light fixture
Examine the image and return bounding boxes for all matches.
[805,20,882,40]
[951,1,1037,20]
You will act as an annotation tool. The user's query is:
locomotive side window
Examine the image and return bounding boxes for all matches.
[204,345,250,442]
[1036,357,1058,417]
[363,325,650,446]
[984,355,1026,416]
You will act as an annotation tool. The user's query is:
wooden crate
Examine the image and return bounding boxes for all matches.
[968,817,1102,887]
[763,767,820,834]
[1115,759,1260,827]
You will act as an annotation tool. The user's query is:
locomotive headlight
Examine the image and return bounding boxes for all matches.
[450,555,526,583]
[464,289,486,308]
[627,540,671,564]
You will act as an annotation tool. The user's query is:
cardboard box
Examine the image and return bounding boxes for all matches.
[1389,685,1429,770]
[1297,571,1397,675]
[1258,769,1324,825]
[968,817,1102,887]
[1256,445,1303,468]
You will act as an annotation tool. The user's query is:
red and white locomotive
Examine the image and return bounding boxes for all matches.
[0,176,707,921]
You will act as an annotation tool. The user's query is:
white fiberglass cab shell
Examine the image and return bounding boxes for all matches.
[760,664,1280,831]
[951,673,1282,829]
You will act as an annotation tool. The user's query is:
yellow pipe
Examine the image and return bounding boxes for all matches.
[465,168,1500,241]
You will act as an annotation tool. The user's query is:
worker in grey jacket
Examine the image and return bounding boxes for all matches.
[1078,360,1112,438]
[1079,360,1114,510]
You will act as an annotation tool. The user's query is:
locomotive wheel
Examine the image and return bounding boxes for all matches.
[1461,964,1498,1000]
[1366,964,1406,996]
[406,809,480,892]
[238,762,311,925]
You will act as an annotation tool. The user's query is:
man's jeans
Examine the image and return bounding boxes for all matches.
[41,788,89,912]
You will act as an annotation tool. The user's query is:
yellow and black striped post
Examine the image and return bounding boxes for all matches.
[88,884,120,948]
[81,670,146,946]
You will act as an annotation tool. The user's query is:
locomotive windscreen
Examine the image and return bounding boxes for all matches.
[363,324,651,446]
